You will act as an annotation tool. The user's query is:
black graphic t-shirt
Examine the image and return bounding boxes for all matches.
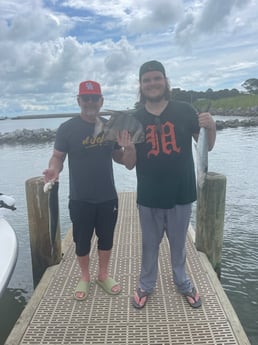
[134,101,200,208]
[54,116,118,203]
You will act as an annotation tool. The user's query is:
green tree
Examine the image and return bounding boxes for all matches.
[242,78,258,94]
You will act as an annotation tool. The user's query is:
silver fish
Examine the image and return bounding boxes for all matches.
[196,127,208,189]
[195,101,211,189]
[44,181,59,255]
[94,110,145,144]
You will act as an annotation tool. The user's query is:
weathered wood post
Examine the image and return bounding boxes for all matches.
[195,172,227,278]
[25,176,62,286]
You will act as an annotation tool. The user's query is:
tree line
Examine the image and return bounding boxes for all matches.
[171,78,258,104]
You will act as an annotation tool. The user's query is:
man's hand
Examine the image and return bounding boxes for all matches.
[198,112,215,129]
[42,168,59,184]
[117,130,133,148]
[116,130,136,170]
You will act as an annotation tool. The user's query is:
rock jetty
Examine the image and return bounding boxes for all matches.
[0,118,258,145]
[215,117,258,130]
[0,128,57,145]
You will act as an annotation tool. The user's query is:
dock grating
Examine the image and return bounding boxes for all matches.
[6,192,250,345]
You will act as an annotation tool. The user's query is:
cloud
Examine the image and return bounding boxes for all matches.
[104,37,138,72]
[196,0,251,32]
[0,0,258,116]
[126,0,184,33]
[174,0,253,46]
[0,3,72,42]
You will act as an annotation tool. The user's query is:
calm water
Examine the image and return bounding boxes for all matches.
[0,117,257,345]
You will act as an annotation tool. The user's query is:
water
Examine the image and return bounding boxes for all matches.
[0,117,258,345]
[208,126,258,344]
[0,117,67,134]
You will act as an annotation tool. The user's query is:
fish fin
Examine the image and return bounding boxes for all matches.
[94,117,105,136]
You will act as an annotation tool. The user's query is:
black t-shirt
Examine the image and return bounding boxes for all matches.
[134,101,200,208]
[54,116,118,203]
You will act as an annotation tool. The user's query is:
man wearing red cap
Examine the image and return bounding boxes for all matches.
[118,61,216,309]
[43,80,125,300]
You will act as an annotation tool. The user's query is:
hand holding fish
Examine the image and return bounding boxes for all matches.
[116,130,136,170]
[198,112,215,129]
[196,101,216,135]
[42,168,60,193]
[197,112,216,151]
[43,168,58,184]
[196,112,216,188]
[42,151,65,186]
[117,130,133,148]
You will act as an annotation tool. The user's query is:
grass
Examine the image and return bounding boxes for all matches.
[194,94,258,110]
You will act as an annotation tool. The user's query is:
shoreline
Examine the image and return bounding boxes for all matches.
[1,110,123,120]
[1,106,258,121]
[10,113,79,120]
[1,117,258,145]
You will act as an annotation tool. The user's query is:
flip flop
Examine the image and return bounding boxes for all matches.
[96,277,121,295]
[132,288,150,309]
[183,287,202,308]
[74,280,90,301]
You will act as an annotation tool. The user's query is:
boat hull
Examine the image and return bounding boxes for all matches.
[0,218,18,297]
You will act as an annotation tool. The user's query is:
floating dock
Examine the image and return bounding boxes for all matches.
[5,192,251,345]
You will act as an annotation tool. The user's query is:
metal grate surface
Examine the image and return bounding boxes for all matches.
[15,192,244,345]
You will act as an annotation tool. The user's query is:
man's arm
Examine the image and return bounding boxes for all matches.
[43,149,66,182]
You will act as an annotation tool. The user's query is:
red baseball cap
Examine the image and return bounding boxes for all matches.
[78,80,102,95]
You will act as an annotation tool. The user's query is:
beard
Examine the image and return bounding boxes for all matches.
[143,87,167,103]
[145,94,165,103]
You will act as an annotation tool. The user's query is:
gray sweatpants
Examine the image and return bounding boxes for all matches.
[138,204,193,294]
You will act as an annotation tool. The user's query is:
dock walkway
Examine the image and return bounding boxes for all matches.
[6,192,250,345]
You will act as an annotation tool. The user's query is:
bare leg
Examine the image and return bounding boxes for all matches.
[98,249,121,293]
[75,254,90,299]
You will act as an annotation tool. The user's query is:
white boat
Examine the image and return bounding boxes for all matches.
[0,194,18,298]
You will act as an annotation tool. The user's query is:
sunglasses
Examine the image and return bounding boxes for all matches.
[80,94,101,102]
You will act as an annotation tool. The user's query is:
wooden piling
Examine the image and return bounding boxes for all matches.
[195,172,227,278]
[25,176,62,286]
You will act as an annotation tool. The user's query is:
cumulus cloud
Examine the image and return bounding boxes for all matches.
[0,0,143,113]
[0,0,74,41]
[126,0,184,33]
[174,0,253,46]
[0,0,258,115]
[63,0,130,17]
[104,38,138,72]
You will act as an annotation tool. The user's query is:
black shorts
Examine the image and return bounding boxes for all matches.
[69,199,118,256]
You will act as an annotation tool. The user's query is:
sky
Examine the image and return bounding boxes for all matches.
[0,0,258,117]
